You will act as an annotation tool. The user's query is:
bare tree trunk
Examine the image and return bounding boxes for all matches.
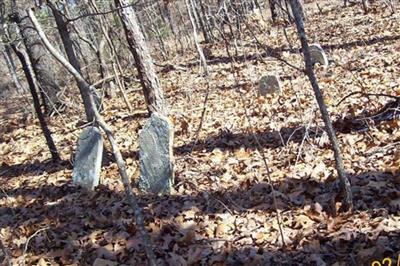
[62,0,102,83]
[11,44,60,162]
[97,37,116,98]
[114,0,166,115]
[48,2,100,122]
[2,45,24,93]
[28,9,157,265]
[185,0,209,75]
[289,0,353,212]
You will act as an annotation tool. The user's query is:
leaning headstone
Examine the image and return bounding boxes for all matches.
[72,126,103,190]
[258,74,282,96]
[309,43,328,68]
[139,112,174,194]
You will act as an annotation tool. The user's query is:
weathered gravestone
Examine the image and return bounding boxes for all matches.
[72,126,103,190]
[139,112,174,194]
[309,43,328,68]
[258,74,282,96]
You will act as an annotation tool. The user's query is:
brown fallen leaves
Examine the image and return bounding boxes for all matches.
[1,1,400,265]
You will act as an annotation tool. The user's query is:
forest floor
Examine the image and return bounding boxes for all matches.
[1,2,400,266]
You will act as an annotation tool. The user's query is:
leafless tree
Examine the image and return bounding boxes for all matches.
[289,0,353,211]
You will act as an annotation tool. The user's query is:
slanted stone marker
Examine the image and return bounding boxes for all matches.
[72,126,103,190]
[139,112,174,194]
[309,43,328,68]
[258,74,282,96]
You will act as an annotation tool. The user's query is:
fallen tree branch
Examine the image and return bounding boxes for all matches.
[28,8,157,265]
[335,91,400,107]
[21,227,49,266]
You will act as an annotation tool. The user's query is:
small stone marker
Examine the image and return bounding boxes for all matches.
[258,74,282,96]
[309,43,328,68]
[72,126,103,190]
[139,112,174,194]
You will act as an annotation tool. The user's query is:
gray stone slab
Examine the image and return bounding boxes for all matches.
[258,74,282,96]
[309,43,328,68]
[139,112,174,194]
[72,126,103,190]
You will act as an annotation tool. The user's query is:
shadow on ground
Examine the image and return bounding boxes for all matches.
[0,168,399,265]
[0,159,71,180]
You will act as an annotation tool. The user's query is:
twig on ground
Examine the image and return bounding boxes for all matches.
[335,91,399,107]
[212,196,234,215]
[21,227,50,266]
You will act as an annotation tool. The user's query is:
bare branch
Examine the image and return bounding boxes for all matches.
[66,1,140,23]
[289,0,353,211]
[21,227,50,266]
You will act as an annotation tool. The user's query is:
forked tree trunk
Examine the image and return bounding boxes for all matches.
[114,0,166,115]
[162,1,184,49]
[289,0,353,212]
[198,0,213,42]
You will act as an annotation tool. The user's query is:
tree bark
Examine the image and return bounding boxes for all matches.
[289,0,353,212]
[114,0,166,115]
